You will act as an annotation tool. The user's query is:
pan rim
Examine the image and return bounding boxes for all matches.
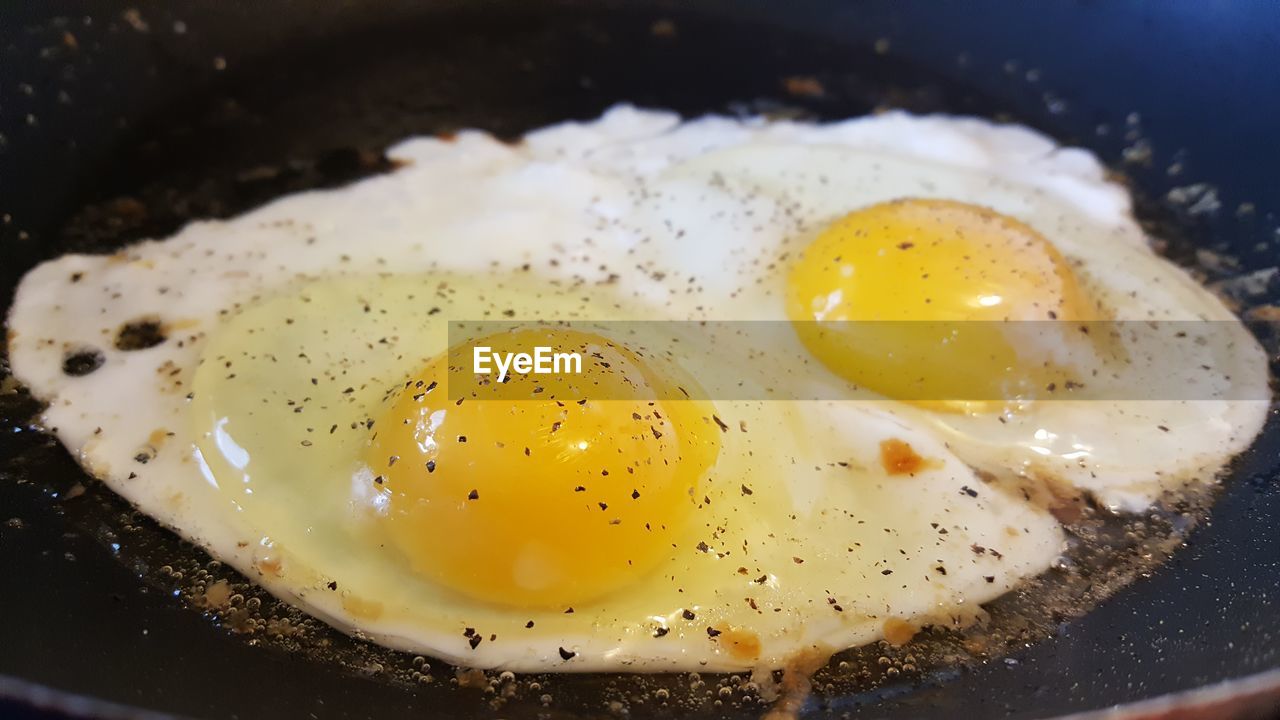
[4,665,1279,719]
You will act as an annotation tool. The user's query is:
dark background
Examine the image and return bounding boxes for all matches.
[2,1,1279,718]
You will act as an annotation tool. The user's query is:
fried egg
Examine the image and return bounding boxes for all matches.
[6,106,1267,672]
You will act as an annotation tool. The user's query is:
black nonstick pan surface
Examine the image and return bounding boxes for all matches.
[3,1,1280,718]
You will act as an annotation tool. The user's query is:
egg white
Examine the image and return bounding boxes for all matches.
[176,273,1060,670]
[5,105,1265,671]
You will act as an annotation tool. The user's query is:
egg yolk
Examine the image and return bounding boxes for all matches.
[364,328,720,608]
[785,199,1093,409]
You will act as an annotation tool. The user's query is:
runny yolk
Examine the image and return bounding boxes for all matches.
[785,198,1094,410]
[363,328,720,608]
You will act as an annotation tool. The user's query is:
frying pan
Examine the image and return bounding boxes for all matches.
[2,1,1279,718]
